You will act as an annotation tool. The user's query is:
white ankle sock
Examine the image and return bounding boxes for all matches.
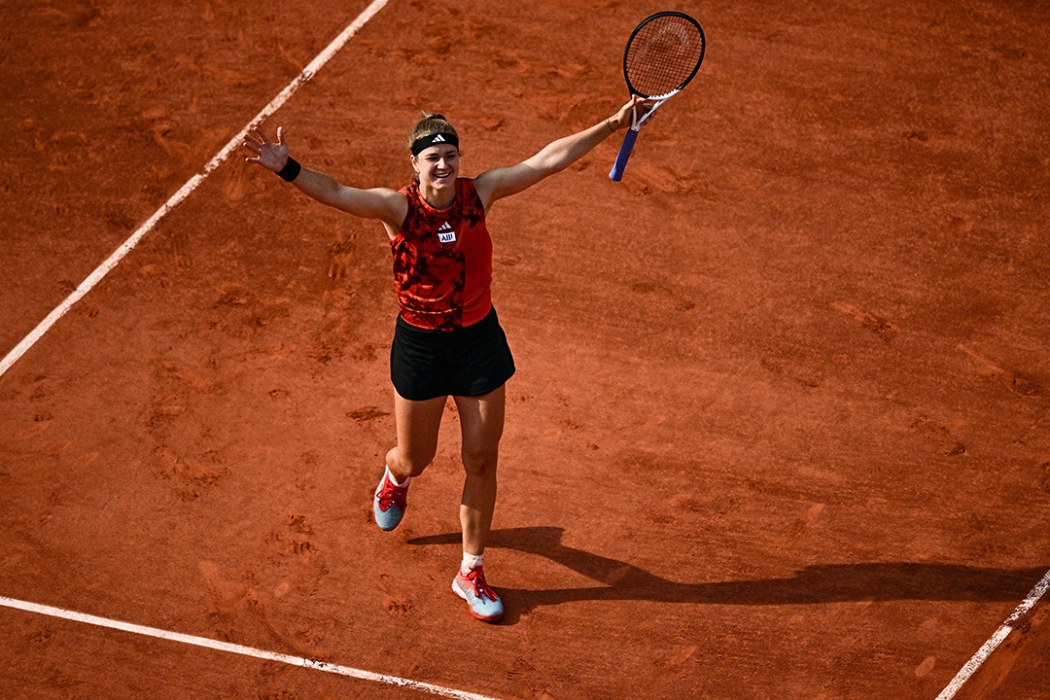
[461,552,483,575]
[385,466,410,488]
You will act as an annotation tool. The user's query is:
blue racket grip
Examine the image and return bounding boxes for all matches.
[608,129,639,181]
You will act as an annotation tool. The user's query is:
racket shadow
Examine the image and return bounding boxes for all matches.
[408,527,1046,624]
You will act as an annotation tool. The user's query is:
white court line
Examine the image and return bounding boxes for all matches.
[0,0,389,379]
[935,566,1050,699]
[0,596,500,700]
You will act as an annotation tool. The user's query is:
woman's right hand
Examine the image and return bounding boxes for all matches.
[243,126,290,172]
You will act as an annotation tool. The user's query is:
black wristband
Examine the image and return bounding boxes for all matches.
[276,157,301,182]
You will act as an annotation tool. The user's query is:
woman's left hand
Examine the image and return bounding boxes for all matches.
[606,95,657,132]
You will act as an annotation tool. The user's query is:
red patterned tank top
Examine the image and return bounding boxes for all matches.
[391,178,493,330]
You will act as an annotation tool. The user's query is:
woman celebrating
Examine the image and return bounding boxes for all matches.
[243,96,646,622]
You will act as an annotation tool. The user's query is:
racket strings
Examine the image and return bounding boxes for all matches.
[625,17,704,98]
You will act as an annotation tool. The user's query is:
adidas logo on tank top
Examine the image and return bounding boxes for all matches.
[437,221,456,244]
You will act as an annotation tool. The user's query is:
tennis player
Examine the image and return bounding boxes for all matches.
[243,96,648,622]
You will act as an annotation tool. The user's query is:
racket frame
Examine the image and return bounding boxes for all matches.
[609,11,705,181]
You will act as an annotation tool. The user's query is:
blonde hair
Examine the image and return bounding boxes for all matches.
[407,112,459,152]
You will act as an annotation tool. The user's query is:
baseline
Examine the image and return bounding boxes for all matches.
[0,0,390,379]
[0,595,501,700]
[935,566,1050,699]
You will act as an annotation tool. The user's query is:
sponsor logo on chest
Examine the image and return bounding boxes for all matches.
[437,221,456,244]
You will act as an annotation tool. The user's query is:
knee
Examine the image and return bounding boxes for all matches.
[461,444,499,477]
[387,446,434,478]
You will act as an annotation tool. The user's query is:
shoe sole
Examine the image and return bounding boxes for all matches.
[452,580,504,623]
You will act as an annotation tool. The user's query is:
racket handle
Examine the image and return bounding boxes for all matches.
[608,129,639,181]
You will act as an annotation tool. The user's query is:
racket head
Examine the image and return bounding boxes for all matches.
[622,11,706,99]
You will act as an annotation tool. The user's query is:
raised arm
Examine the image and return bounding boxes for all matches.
[473,96,648,209]
[243,126,407,229]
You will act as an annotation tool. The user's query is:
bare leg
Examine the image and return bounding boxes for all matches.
[454,385,506,556]
[385,390,447,482]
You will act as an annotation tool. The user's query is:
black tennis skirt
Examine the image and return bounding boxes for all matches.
[390,306,516,401]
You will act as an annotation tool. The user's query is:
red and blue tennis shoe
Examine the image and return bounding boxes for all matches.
[453,565,504,622]
[373,469,409,531]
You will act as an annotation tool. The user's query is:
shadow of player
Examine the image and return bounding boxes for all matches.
[408,526,1047,624]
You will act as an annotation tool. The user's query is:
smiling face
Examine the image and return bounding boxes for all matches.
[412,143,460,203]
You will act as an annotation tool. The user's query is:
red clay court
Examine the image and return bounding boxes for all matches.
[2,1,1050,698]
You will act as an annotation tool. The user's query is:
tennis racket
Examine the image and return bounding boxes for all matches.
[609,11,706,181]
